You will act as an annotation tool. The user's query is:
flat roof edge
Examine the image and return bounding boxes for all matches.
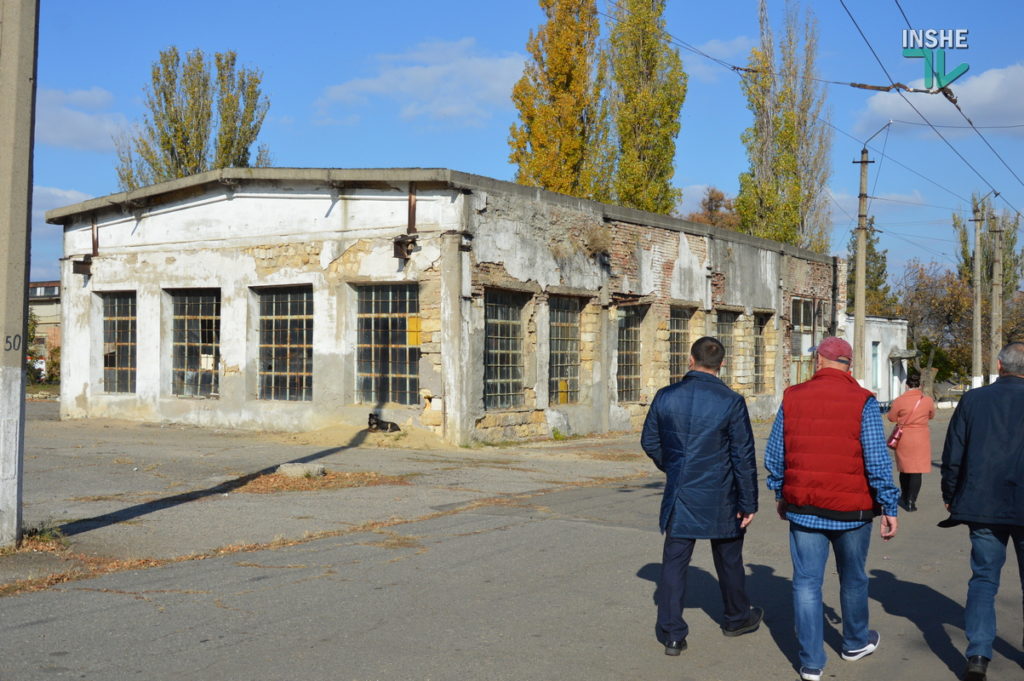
[43,167,835,264]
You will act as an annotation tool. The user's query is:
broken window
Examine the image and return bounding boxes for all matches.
[617,306,644,402]
[257,286,313,401]
[791,298,824,384]
[170,289,221,398]
[548,296,581,405]
[484,290,528,410]
[356,284,420,406]
[101,292,136,393]
[669,307,693,383]
[754,313,772,393]
[717,310,739,386]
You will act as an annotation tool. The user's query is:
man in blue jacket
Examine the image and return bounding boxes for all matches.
[641,335,762,656]
[941,341,1024,681]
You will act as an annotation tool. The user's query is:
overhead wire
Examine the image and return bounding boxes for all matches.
[892,1,1024,197]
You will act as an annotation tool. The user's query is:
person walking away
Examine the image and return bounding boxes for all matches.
[641,336,763,656]
[765,336,899,681]
[940,342,1024,681]
[887,373,936,511]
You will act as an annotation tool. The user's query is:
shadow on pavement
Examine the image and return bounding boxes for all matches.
[870,568,1024,676]
[58,429,370,538]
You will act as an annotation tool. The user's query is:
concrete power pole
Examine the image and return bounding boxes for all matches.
[852,147,873,384]
[0,0,40,548]
[990,219,1003,382]
[969,201,985,388]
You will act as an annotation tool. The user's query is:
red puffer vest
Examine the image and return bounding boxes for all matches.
[782,367,878,521]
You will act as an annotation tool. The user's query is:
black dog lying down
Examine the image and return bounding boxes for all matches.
[368,413,400,432]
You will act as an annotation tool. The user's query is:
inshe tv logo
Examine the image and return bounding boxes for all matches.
[902,29,970,89]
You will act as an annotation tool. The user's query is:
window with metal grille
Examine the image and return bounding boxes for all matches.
[170,290,221,398]
[617,306,643,402]
[754,313,771,393]
[548,296,581,405]
[669,307,693,383]
[356,284,420,406]
[717,310,739,386]
[257,286,313,401]
[484,290,527,410]
[102,292,137,393]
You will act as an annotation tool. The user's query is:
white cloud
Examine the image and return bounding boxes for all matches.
[856,63,1024,136]
[676,184,709,216]
[30,186,92,280]
[687,36,754,83]
[35,87,128,152]
[317,38,524,126]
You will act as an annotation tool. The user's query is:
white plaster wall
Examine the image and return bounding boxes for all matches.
[838,314,909,403]
[64,184,463,258]
[60,182,453,431]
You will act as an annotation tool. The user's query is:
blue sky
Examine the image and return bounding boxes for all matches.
[30,0,1024,285]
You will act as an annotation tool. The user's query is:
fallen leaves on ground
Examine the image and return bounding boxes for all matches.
[233,471,412,494]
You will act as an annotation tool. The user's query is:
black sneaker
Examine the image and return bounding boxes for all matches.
[722,606,764,636]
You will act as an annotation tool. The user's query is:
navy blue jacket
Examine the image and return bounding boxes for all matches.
[641,370,758,538]
[941,374,1024,526]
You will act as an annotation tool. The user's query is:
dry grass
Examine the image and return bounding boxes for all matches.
[233,471,413,494]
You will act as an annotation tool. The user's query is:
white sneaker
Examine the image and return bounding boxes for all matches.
[799,667,822,681]
[841,629,880,661]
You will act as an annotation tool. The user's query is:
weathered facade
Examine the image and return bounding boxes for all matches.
[47,168,848,444]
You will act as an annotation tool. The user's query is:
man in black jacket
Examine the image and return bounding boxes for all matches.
[941,341,1024,681]
[641,336,762,656]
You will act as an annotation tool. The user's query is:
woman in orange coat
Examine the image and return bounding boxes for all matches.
[887,374,936,511]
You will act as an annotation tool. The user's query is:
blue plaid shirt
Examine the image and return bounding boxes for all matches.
[765,397,899,530]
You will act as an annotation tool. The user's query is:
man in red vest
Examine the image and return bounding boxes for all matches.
[764,336,899,681]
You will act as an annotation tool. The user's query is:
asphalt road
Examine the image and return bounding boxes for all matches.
[0,403,1021,681]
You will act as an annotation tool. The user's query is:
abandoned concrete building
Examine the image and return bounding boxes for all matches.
[46,168,849,445]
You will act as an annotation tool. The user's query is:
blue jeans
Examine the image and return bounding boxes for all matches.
[965,524,1024,659]
[789,522,872,670]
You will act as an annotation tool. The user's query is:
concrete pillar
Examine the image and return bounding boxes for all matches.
[0,0,40,547]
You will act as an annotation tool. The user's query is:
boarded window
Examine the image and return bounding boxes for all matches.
[617,306,643,402]
[669,307,693,383]
[257,286,313,401]
[356,284,420,406]
[484,290,527,410]
[717,310,739,386]
[754,313,771,393]
[548,296,581,405]
[171,290,221,398]
[102,292,136,393]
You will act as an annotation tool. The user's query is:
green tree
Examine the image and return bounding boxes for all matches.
[509,0,611,201]
[845,217,898,315]
[952,195,1024,305]
[116,47,270,191]
[607,0,687,214]
[735,0,832,252]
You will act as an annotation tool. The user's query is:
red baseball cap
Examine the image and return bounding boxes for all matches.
[810,336,853,364]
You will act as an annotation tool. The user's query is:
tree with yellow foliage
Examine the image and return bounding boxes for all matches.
[509,0,611,201]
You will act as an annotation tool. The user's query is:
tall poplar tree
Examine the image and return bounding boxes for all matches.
[509,0,611,201]
[116,47,271,191]
[735,0,832,252]
[607,0,687,214]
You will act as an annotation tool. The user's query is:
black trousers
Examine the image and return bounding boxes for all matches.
[656,533,750,642]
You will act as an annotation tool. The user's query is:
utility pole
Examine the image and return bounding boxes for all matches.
[0,0,40,548]
[990,217,1003,382]
[969,201,984,388]
[852,147,873,384]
